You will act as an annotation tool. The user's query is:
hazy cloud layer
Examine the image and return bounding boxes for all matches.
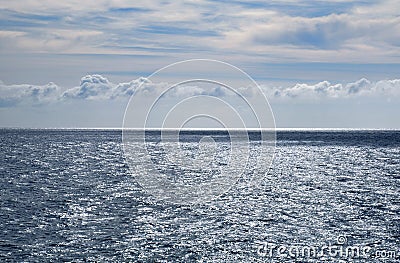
[1,75,399,107]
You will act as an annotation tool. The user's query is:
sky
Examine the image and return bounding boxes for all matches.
[0,0,399,128]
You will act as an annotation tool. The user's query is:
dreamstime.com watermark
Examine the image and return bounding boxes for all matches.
[256,236,398,262]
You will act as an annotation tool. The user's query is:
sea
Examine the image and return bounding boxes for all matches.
[0,129,399,262]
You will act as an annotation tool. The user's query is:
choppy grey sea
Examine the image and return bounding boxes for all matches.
[0,129,399,262]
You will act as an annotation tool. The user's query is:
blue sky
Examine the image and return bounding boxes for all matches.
[0,0,399,128]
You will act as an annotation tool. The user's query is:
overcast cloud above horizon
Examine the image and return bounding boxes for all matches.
[0,0,399,128]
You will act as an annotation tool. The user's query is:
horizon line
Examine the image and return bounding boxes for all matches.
[1,127,399,131]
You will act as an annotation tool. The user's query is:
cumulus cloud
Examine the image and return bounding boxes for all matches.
[61,75,161,100]
[61,75,114,100]
[1,75,399,107]
[0,81,60,107]
[61,75,229,100]
[267,78,400,99]
[0,74,165,107]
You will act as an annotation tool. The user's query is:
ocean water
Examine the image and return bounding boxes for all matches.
[0,129,399,262]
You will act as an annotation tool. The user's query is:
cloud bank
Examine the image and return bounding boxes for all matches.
[267,78,400,99]
[0,75,399,107]
[0,81,60,107]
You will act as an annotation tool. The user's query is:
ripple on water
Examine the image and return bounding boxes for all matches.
[0,129,399,262]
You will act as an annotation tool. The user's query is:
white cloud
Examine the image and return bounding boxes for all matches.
[267,78,400,99]
[0,81,60,107]
[112,78,145,98]
[61,75,162,100]
[60,75,230,100]
[1,75,399,108]
[61,75,113,100]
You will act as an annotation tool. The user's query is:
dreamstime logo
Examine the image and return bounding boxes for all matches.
[122,59,276,204]
[256,235,398,262]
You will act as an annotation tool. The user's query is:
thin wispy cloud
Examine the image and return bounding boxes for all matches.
[0,0,399,62]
